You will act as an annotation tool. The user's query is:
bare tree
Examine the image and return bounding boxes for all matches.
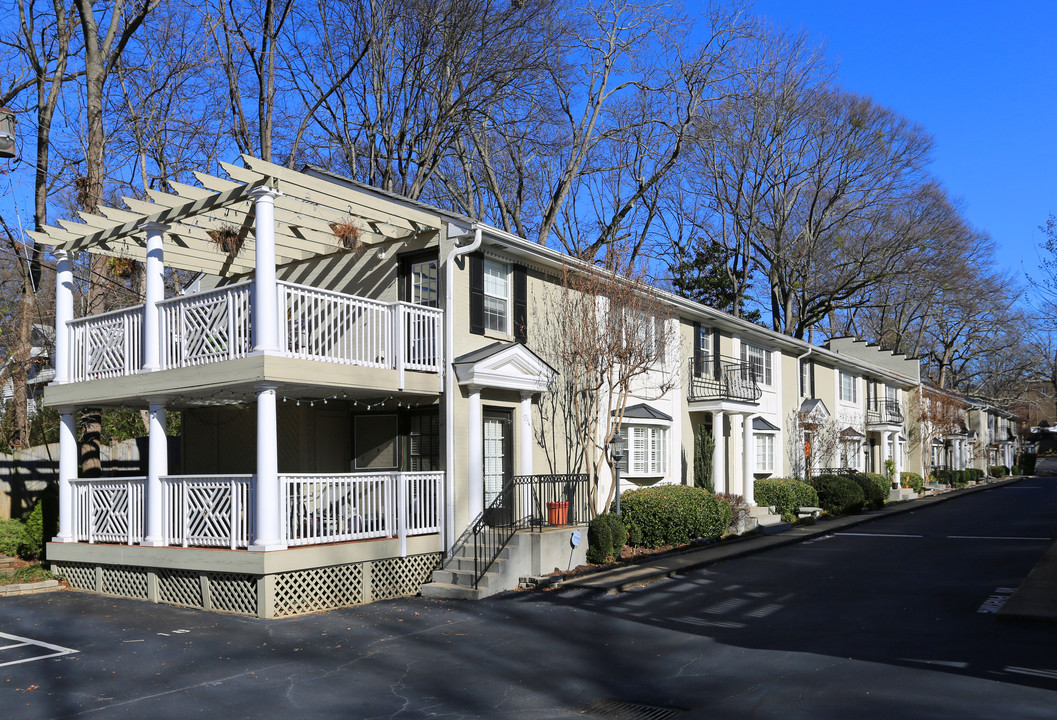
[909,386,967,481]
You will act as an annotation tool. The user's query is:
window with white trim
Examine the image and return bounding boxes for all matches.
[755,433,775,474]
[741,343,772,386]
[840,371,857,403]
[483,259,509,333]
[626,425,668,477]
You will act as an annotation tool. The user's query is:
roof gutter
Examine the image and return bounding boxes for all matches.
[443,223,481,554]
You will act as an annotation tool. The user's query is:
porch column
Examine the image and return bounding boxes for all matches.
[881,431,891,477]
[249,383,286,551]
[743,414,756,505]
[519,392,534,478]
[52,406,77,543]
[250,187,281,353]
[142,399,168,546]
[139,222,168,372]
[54,251,73,384]
[712,410,725,494]
[894,436,903,486]
[467,386,483,520]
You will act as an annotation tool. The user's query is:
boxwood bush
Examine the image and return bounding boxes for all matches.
[1019,453,1037,475]
[900,472,925,493]
[754,478,819,521]
[619,485,727,548]
[0,519,24,558]
[989,465,1007,478]
[857,473,889,509]
[810,474,865,515]
[966,468,985,483]
[1011,465,1022,476]
[586,512,627,563]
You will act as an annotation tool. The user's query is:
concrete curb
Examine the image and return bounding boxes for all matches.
[558,476,1027,594]
[0,578,62,597]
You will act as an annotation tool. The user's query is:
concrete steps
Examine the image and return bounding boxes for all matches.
[748,505,792,535]
[421,539,518,601]
[0,554,16,577]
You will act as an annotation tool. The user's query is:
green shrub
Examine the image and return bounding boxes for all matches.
[989,465,1007,478]
[952,470,969,488]
[587,514,614,563]
[856,473,889,509]
[0,519,24,557]
[713,494,736,534]
[754,478,819,518]
[627,521,643,547]
[17,483,58,561]
[619,485,726,548]
[1019,453,1037,475]
[693,424,715,492]
[966,468,985,482]
[810,474,865,515]
[1011,465,1022,476]
[900,472,925,493]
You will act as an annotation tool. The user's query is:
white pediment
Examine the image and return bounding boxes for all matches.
[454,343,556,392]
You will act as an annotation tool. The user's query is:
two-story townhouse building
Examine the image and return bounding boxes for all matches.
[31,156,935,614]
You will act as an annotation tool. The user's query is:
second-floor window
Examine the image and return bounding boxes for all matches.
[483,259,509,333]
[410,259,438,307]
[840,371,857,403]
[741,343,772,386]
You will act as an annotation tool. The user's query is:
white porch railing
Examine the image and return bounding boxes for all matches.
[66,281,443,381]
[161,475,253,549]
[70,477,145,544]
[69,307,142,382]
[281,471,443,547]
[159,282,253,370]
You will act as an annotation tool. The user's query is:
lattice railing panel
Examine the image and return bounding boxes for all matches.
[163,475,252,548]
[273,563,364,617]
[69,306,142,381]
[208,573,257,616]
[370,553,441,601]
[101,565,149,599]
[159,282,251,370]
[54,563,95,591]
[72,478,145,544]
[158,568,204,608]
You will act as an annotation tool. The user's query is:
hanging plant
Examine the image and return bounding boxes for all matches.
[106,256,137,279]
[207,224,243,258]
[329,220,363,254]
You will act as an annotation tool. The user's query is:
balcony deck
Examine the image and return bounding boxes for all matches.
[48,280,443,406]
[686,357,761,410]
[866,400,904,428]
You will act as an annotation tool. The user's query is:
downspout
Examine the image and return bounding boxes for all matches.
[444,223,482,555]
[794,347,813,476]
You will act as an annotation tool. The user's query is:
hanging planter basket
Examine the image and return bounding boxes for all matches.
[208,224,244,259]
[106,256,137,279]
[329,220,363,254]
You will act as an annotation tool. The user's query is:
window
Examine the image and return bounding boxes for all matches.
[799,359,814,398]
[755,434,775,473]
[627,425,668,477]
[409,259,438,307]
[740,343,772,386]
[840,371,857,403]
[483,259,509,333]
[693,323,711,376]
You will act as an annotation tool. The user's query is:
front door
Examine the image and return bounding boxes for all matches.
[483,408,513,523]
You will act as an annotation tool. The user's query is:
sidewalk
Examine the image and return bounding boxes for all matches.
[559,477,1045,600]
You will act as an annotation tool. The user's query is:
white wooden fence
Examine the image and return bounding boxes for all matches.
[66,281,443,382]
[70,477,145,544]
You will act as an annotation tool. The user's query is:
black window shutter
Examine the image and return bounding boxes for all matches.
[398,255,411,303]
[810,361,816,398]
[469,252,484,335]
[513,264,527,343]
[692,321,702,376]
[712,328,721,379]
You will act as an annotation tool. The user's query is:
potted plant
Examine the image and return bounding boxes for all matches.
[207,224,243,258]
[329,219,363,254]
[106,256,136,279]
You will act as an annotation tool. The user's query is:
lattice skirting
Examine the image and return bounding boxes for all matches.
[51,552,442,619]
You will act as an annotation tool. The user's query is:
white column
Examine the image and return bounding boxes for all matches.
[881,431,891,477]
[54,251,73,384]
[467,386,483,520]
[250,187,281,353]
[743,414,755,505]
[249,384,285,551]
[894,436,903,487]
[712,410,725,493]
[53,406,77,542]
[139,222,168,371]
[142,399,168,546]
[519,392,534,478]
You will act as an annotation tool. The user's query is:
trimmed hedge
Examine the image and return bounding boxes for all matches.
[989,465,1007,478]
[1011,465,1022,476]
[18,485,58,560]
[619,485,728,548]
[713,494,736,534]
[858,473,889,509]
[0,519,23,557]
[900,472,925,493]
[934,469,969,488]
[966,468,985,483]
[1019,453,1037,475]
[754,478,819,521]
[587,512,627,563]
[810,474,865,515]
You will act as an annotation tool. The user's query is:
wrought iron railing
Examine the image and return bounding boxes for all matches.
[469,473,590,589]
[867,399,903,426]
[687,358,761,403]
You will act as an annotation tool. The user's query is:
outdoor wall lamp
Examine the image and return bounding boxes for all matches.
[610,429,626,515]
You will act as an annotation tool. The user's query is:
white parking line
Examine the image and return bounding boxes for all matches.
[0,631,78,668]
[948,536,1053,541]
[834,532,923,538]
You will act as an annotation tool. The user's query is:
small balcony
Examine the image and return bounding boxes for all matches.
[69,471,444,550]
[65,280,442,385]
[687,358,762,404]
[867,399,904,427]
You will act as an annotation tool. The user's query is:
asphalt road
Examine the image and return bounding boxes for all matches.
[3,466,1057,719]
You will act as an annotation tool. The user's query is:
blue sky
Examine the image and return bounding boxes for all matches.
[748,0,1057,283]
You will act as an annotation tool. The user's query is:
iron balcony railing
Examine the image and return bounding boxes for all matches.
[687,357,762,403]
[867,399,904,426]
[468,473,591,589]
